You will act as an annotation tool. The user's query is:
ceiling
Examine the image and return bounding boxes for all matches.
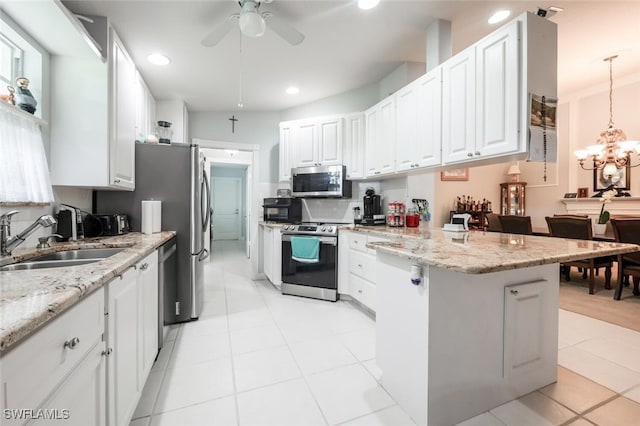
[7,1,640,112]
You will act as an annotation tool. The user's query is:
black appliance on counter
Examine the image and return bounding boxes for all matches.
[94,214,130,236]
[263,197,302,223]
[362,188,385,225]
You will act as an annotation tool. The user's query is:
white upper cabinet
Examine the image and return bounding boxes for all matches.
[475,20,520,158]
[279,122,294,182]
[135,71,156,141]
[442,20,521,164]
[365,97,395,177]
[49,18,137,190]
[293,119,318,167]
[344,113,365,179]
[442,46,477,164]
[395,68,442,172]
[317,116,343,165]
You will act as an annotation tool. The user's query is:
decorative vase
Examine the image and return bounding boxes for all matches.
[594,223,607,235]
[14,77,37,114]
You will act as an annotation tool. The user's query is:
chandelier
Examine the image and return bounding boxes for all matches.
[574,55,638,178]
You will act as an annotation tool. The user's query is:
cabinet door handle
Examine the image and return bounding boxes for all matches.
[102,348,113,357]
[467,152,473,157]
[358,289,363,294]
[113,178,121,183]
[64,337,80,350]
[475,151,481,156]
[510,289,519,295]
[140,262,149,271]
[358,264,363,268]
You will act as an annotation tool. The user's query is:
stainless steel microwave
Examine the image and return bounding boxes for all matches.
[291,165,352,198]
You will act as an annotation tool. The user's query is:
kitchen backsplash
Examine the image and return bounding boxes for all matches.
[0,187,92,250]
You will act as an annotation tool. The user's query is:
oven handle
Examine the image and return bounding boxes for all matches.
[281,234,337,246]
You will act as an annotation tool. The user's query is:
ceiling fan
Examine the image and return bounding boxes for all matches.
[201,0,305,46]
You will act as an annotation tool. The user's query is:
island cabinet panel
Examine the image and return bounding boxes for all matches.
[375,252,558,426]
[504,280,546,377]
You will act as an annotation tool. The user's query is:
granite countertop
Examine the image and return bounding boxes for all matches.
[0,232,176,353]
[341,225,640,274]
[260,222,286,228]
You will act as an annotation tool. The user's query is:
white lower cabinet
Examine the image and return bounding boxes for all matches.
[0,288,105,426]
[106,250,158,426]
[339,231,389,312]
[261,225,282,286]
[0,250,160,426]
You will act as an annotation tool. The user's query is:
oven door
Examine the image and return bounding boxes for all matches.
[281,234,337,290]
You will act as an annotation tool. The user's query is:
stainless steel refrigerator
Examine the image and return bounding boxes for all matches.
[94,143,210,323]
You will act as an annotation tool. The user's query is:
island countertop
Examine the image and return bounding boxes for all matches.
[340,225,639,274]
[0,232,176,353]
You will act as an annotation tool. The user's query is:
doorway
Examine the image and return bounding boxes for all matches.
[211,167,247,241]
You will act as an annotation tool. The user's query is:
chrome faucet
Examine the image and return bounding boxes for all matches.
[1,210,57,256]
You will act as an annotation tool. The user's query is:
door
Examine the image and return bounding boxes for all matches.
[212,177,241,240]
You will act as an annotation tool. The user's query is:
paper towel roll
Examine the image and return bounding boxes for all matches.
[141,201,153,234]
[151,200,162,233]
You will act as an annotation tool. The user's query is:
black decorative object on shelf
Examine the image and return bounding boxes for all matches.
[14,77,37,114]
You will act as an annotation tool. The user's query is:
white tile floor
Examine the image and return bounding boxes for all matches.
[132,241,640,426]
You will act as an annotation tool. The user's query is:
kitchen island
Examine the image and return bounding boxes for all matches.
[343,226,638,426]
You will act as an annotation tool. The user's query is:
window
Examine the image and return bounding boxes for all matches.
[0,33,24,86]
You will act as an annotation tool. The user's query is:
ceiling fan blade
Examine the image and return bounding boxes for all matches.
[201,15,238,47]
[263,12,305,45]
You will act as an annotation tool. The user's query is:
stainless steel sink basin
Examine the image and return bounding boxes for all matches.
[29,247,125,261]
[0,259,101,271]
[0,247,125,271]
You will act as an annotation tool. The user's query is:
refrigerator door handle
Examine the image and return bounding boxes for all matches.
[202,170,211,231]
[198,248,209,262]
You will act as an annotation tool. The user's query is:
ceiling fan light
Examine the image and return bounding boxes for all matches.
[239,2,265,37]
[286,86,299,95]
[358,0,380,11]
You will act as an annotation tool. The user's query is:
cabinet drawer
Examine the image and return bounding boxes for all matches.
[349,273,377,311]
[349,250,377,282]
[349,233,368,252]
[365,235,390,254]
[2,288,104,413]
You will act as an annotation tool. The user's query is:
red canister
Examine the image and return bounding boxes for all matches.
[406,210,420,227]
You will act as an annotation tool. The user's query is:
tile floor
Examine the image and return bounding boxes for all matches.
[131,241,640,426]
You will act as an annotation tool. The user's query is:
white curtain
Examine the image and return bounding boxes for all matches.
[0,104,54,204]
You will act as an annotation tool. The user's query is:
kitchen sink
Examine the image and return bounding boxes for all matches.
[29,247,125,261]
[0,247,126,271]
[0,259,102,271]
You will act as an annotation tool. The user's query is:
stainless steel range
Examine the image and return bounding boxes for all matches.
[281,223,340,302]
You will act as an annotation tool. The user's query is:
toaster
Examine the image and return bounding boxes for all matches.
[95,214,130,236]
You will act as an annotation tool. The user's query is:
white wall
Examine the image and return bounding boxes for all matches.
[190,111,280,183]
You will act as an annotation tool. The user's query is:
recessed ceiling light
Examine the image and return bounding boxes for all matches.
[147,53,171,66]
[488,10,511,24]
[358,0,380,11]
[286,86,300,95]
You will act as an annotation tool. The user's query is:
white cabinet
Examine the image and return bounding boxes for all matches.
[279,122,294,182]
[110,31,136,189]
[106,250,158,426]
[135,70,156,141]
[475,21,519,158]
[395,69,442,172]
[1,289,105,426]
[365,97,395,177]
[344,113,365,179]
[338,231,389,312]
[503,280,546,377]
[139,251,159,381]
[49,21,136,190]
[442,21,520,164]
[291,116,344,168]
[106,267,140,426]
[442,46,476,164]
[261,225,282,287]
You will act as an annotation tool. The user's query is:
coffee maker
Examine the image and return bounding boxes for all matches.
[361,188,385,225]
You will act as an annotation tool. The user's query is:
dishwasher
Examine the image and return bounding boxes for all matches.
[158,237,177,350]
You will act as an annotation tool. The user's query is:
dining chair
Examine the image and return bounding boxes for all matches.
[485,213,502,232]
[545,216,613,294]
[497,215,532,235]
[609,218,640,300]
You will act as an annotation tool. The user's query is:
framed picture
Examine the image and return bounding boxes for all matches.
[441,168,469,181]
[563,193,577,199]
[577,187,588,198]
[593,163,631,192]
